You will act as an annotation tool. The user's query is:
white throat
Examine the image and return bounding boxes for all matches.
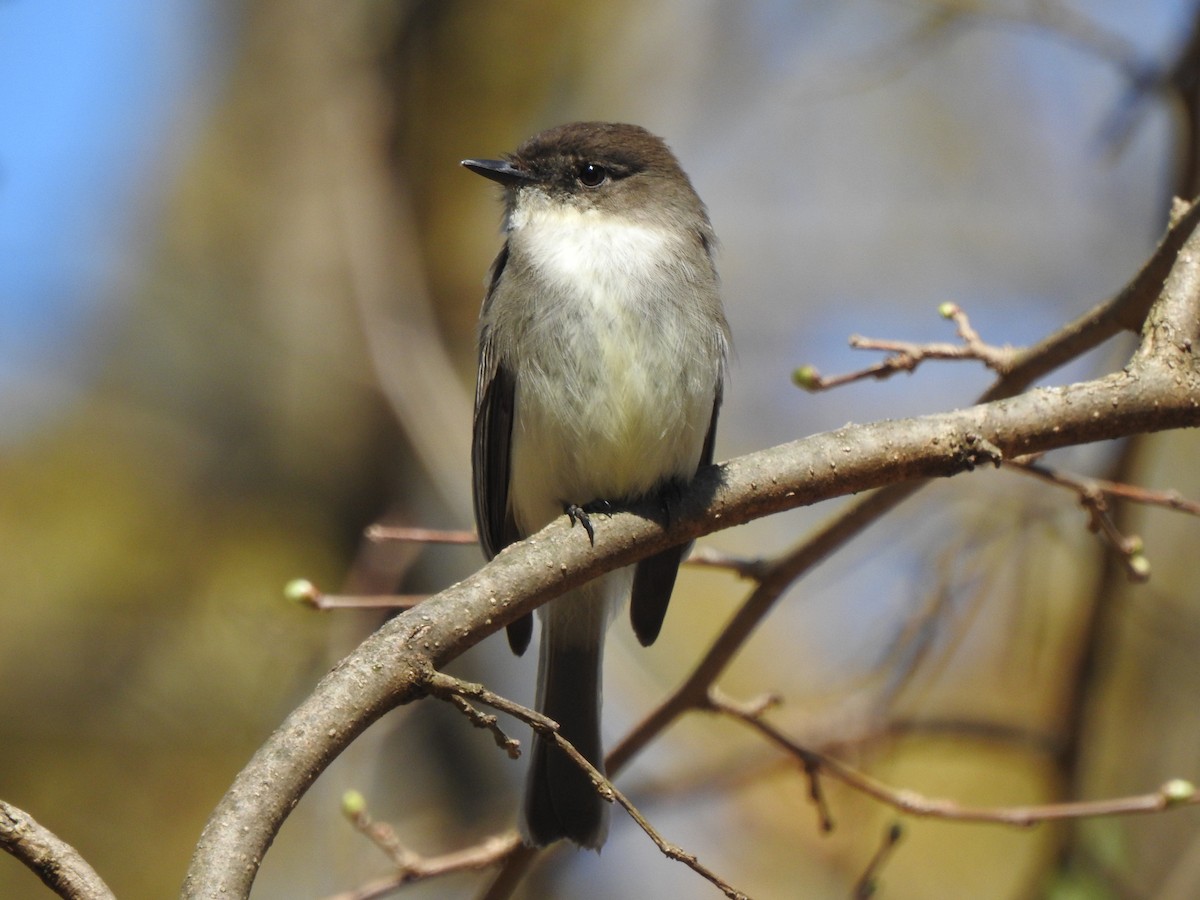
[510,202,681,299]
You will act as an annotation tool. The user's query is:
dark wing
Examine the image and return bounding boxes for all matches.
[472,247,532,655]
[629,386,722,646]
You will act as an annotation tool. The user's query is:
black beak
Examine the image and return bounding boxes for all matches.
[461,158,532,187]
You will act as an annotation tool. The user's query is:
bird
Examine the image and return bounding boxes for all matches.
[463,121,729,849]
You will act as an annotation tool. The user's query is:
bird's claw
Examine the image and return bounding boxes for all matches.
[564,503,595,545]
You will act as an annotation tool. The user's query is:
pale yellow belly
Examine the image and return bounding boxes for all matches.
[507,314,711,536]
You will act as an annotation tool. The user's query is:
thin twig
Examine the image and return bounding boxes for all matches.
[328,838,518,900]
[341,792,412,867]
[1008,457,1200,516]
[608,485,925,776]
[426,672,557,733]
[604,780,749,900]
[428,685,522,760]
[427,672,750,899]
[683,545,771,580]
[365,525,479,545]
[284,579,425,611]
[329,798,519,900]
[1002,458,1197,581]
[313,594,427,611]
[794,303,1015,391]
[852,822,903,900]
[709,690,1200,827]
[303,541,757,615]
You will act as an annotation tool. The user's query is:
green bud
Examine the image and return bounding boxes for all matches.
[284,579,317,604]
[792,365,820,391]
[1162,779,1195,805]
[341,789,367,818]
[1128,554,1151,581]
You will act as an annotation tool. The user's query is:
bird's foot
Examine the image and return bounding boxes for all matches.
[563,500,612,546]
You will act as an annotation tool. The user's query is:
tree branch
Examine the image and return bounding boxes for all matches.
[183,204,1200,898]
[1,800,116,900]
[606,197,1200,778]
[183,361,1199,897]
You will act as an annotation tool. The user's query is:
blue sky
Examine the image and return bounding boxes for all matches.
[0,0,222,436]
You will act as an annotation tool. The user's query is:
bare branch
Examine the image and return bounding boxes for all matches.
[981,196,1200,393]
[426,673,749,899]
[0,800,115,900]
[427,677,522,760]
[328,837,519,900]
[605,786,748,900]
[1003,458,1191,580]
[487,201,1200,894]
[341,791,412,868]
[285,579,424,611]
[852,823,904,900]
[710,690,1200,827]
[607,198,1200,772]
[364,525,478,545]
[795,303,1015,391]
[329,789,518,900]
[309,533,755,618]
[680,545,770,580]
[1008,456,1200,519]
[185,205,1200,898]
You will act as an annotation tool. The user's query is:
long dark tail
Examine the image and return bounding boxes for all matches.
[522,582,611,849]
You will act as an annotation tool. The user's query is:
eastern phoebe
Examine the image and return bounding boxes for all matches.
[463,122,729,849]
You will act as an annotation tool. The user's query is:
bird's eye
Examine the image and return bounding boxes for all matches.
[578,163,608,187]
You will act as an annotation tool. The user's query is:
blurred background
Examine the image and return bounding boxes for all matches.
[2,1,1199,897]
